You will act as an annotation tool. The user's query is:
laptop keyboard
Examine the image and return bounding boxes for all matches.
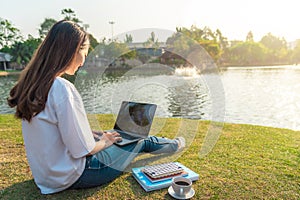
[119,133,139,140]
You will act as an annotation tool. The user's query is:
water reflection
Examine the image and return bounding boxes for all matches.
[1,66,300,131]
[221,66,300,130]
[75,70,210,120]
[166,76,208,118]
[0,75,18,113]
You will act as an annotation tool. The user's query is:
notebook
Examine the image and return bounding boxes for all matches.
[132,162,199,192]
[141,162,189,183]
[107,101,157,146]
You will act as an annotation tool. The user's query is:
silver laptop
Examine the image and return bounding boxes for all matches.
[107,101,157,146]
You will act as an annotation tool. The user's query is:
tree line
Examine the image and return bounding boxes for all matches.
[166,26,300,66]
[1,8,300,69]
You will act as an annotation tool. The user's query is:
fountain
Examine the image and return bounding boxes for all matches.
[174,66,199,77]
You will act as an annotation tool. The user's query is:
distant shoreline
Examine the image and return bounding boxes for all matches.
[0,64,298,77]
[0,71,9,76]
[0,71,21,76]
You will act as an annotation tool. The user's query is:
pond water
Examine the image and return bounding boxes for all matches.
[1,65,300,131]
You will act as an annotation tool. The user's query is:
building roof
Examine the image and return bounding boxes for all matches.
[0,52,12,62]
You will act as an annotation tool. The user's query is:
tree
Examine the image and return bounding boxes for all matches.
[260,33,287,51]
[246,31,254,42]
[38,9,97,52]
[39,9,82,40]
[215,29,228,50]
[291,40,300,64]
[9,35,41,66]
[166,32,194,57]
[227,41,268,65]
[143,32,159,48]
[0,18,22,48]
[167,25,224,62]
[215,29,229,65]
[88,33,99,52]
[124,34,133,44]
[61,8,82,24]
[38,18,57,39]
[260,33,288,64]
[88,40,129,64]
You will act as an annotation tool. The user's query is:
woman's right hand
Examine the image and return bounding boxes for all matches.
[88,131,122,155]
[100,131,122,148]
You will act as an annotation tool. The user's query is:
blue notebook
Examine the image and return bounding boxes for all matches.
[131,162,199,192]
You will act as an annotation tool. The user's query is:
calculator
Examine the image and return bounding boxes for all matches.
[141,162,184,179]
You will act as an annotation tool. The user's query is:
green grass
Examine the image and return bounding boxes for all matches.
[0,114,299,199]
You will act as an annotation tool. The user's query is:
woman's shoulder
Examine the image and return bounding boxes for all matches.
[53,77,74,88]
[51,77,77,96]
[46,77,82,108]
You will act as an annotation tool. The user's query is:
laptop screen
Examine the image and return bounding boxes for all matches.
[113,101,157,137]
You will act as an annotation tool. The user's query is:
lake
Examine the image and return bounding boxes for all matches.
[1,65,300,131]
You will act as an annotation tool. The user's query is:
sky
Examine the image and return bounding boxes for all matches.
[1,0,299,43]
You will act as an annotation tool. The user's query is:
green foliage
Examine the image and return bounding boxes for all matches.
[246,31,254,42]
[259,33,289,64]
[143,32,159,48]
[1,13,300,68]
[227,41,268,65]
[167,26,297,66]
[121,49,137,60]
[167,26,225,62]
[88,33,99,52]
[124,34,133,44]
[166,31,197,58]
[291,40,300,64]
[61,8,82,24]
[1,8,101,70]
[38,18,57,39]
[104,42,129,60]
[215,28,228,50]
[260,33,287,51]
[88,41,132,65]
[199,39,222,61]
[0,18,22,48]
[3,35,41,65]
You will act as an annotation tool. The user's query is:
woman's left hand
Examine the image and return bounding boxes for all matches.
[92,130,104,141]
[101,131,122,147]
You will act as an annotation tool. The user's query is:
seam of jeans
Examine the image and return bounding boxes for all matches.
[148,140,173,145]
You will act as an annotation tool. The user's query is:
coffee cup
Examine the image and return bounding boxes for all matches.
[171,177,192,197]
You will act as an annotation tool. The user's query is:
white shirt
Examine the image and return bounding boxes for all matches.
[22,77,96,194]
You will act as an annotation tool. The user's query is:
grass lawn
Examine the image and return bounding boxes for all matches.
[0,114,299,199]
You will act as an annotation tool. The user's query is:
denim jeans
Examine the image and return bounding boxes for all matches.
[69,136,179,189]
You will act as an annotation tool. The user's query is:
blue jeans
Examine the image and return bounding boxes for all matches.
[69,136,178,189]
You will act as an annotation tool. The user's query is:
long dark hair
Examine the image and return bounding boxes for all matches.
[7,20,88,122]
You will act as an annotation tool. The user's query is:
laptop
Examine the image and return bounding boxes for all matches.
[107,101,157,146]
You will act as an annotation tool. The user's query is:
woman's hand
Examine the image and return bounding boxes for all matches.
[88,131,122,155]
[101,131,122,147]
[92,130,104,141]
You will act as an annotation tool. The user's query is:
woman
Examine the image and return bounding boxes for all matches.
[7,20,185,194]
